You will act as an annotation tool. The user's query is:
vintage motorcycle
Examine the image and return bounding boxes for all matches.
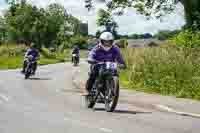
[85,61,119,112]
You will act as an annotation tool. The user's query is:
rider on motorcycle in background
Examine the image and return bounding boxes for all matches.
[21,42,40,74]
[71,45,80,63]
[85,31,126,95]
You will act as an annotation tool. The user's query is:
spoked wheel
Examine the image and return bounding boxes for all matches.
[85,95,95,108]
[105,76,119,112]
[24,68,31,79]
[25,73,29,79]
[73,59,78,66]
[84,80,96,108]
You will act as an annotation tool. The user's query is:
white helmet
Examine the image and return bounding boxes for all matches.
[100,32,114,41]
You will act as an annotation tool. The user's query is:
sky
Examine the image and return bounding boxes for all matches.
[0,0,185,35]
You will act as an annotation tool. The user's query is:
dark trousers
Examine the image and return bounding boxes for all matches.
[86,64,99,91]
[22,60,37,73]
[72,55,79,63]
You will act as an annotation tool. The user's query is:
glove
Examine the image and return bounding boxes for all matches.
[118,64,127,69]
[87,59,97,64]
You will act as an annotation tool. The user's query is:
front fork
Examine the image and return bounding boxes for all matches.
[26,62,35,74]
[91,79,105,103]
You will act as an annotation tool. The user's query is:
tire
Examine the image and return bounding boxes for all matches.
[84,80,96,108]
[105,76,119,112]
[24,63,32,79]
[75,57,79,66]
[74,60,78,66]
[73,57,77,66]
[25,72,30,79]
[85,95,95,108]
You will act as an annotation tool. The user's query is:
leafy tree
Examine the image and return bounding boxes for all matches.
[95,30,101,38]
[173,30,200,48]
[0,17,7,43]
[97,9,119,38]
[5,3,37,43]
[70,35,88,49]
[3,1,81,49]
[97,9,112,27]
[86,0,200,30]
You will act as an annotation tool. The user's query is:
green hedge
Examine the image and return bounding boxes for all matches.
[173,30,200,48]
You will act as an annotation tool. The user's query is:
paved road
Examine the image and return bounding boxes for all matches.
[0,63,200,133]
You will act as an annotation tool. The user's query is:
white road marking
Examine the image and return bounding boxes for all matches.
[156,104,200,118]
[55,89,60,93]
[0,94,10,102]
[99,127,113,133]
[156,105,173,112]
[64,117,113,132]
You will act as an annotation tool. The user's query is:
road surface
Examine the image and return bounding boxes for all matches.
[0,63,199,133]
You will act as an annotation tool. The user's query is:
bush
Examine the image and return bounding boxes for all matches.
[121,47,200,100]
[154,30,180,40]
[70,36,88,49]
[173,30,200,48]
[0,44,26,57]
[116,39,128,48]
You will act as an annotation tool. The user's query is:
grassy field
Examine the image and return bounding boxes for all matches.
[120,47,200,100]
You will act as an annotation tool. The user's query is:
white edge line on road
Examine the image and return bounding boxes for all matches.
[64,117,113,132]
[99,127,113,133]
[0,94,10,102]
[155,104,200,118]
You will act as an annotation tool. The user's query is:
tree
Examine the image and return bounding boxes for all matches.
[97,9,112,28]
[45,3,66,46]
[95,30,101,38]
[5,3,37,43]
[97,9,119,38]
[86,0,200,30]
[4,1,81,49]
[154,30,181,40]
[0,17,7,44]
[84,0,93,11]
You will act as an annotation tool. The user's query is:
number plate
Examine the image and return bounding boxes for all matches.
[106,62,117,70]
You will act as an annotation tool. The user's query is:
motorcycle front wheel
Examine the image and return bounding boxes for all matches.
[24,64,32,79]
[25,72,30,79]
[105,76,119,112]
[85,95,95,108]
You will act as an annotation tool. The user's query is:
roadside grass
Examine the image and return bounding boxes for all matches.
[0,55,66,70]
[0,56,22,69]
[0,44,88,70]
[120,46,200,100]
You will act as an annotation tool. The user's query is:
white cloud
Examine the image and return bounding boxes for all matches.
[0,7,7,17]
[114,3,185,35]
[0,0,185,34]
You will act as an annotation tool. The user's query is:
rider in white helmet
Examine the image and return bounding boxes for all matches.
[85,31,126,95]
[99,31,114,51]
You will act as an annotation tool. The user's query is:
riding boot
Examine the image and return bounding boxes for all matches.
[21,60,27,73]
[32,62,37,75]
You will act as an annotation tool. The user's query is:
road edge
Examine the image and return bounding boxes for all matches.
[155,104,200,118]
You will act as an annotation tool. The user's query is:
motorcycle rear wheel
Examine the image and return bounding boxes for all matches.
[84,80,96,108]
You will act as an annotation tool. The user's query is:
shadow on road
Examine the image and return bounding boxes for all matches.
[28,77,51,80]
[114,109,152,114]
[94,108,152,115]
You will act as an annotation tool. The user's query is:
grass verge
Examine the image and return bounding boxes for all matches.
[120,47,200,100]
